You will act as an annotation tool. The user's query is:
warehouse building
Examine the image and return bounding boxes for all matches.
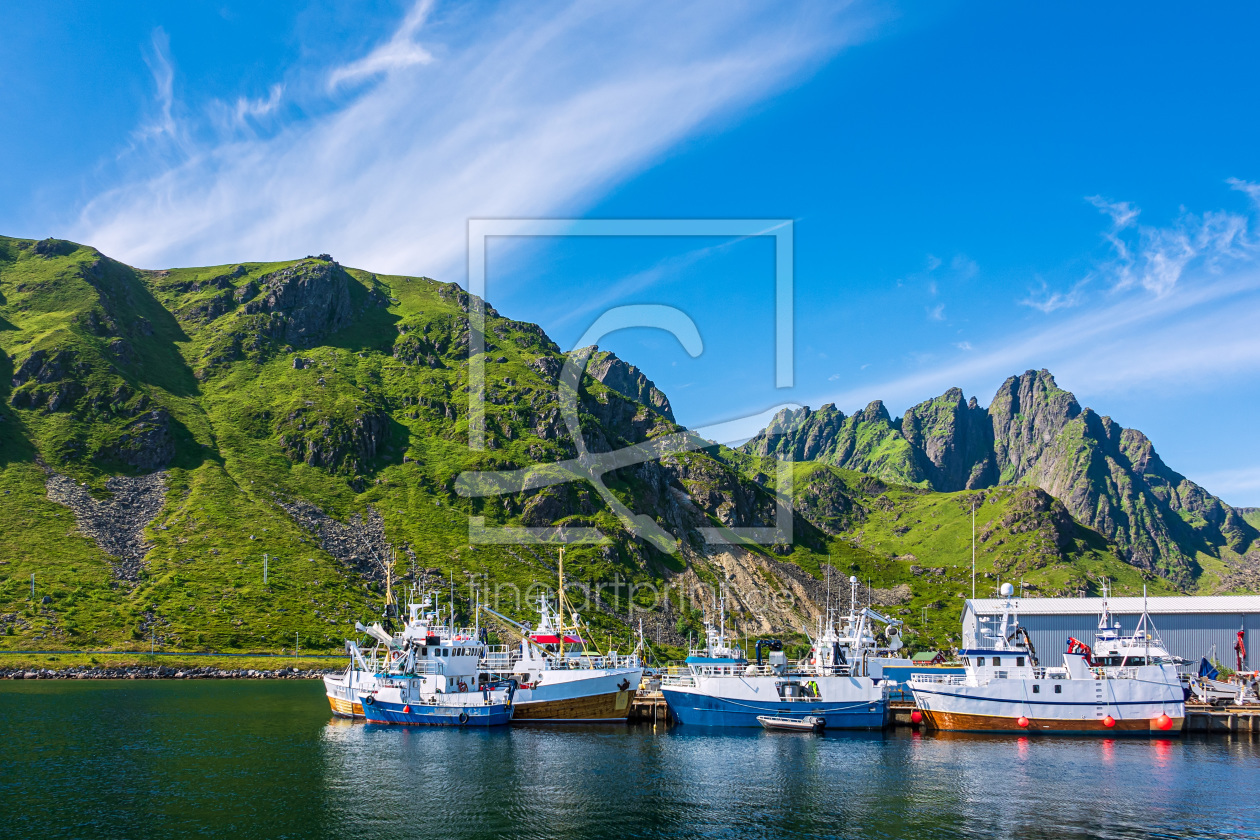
[961,595,1260,669]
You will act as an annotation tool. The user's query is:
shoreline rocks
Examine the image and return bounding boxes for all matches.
[1,665,335,680]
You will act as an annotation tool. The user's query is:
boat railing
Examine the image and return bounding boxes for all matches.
[658,673,696,687]
[549,655,617,670]
[480,646,515,670]
[382,659,444,677]
[910,673,968,686]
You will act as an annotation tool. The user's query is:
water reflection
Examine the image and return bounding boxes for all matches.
[2,682,1259,840]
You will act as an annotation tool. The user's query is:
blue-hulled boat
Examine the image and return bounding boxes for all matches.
[660,580,900,729]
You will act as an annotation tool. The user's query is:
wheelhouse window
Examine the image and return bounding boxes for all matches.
[992,657,1001,666]
[1033,685,1040,693]
[1054,685,1062,694]
[1016,657,1025,667]
[977,657,985,666]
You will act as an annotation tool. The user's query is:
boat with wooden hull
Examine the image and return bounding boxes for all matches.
[911,582,1184,736]
[480,567,643,724]
[324,665,374,718]
[511,668,637,722]
[918,708,1181,734]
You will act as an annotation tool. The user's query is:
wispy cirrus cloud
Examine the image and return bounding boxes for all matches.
[72,1,875,275]
[327,0,436,90]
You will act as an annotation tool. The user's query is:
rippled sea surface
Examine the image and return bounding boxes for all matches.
[2,681,1259,839]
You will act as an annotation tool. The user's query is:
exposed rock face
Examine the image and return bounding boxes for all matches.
[275,407,388,476]
[276,500,392,586]
[901,387,995,490]
[585,348,675,422]
[45,471,168,582]
[749,400,924,485]
[242,260,351,344]
[104,410,176,471]
[744,369,1258,581]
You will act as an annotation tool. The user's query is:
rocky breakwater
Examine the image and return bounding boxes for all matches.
[1,665,334,679]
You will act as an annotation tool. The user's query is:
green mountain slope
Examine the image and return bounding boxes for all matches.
[0,235,1190,656]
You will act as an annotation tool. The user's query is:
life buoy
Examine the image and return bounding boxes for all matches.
[458,710,469,725]
[457,680,468,693]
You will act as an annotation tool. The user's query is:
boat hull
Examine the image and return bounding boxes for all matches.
[513,688,635,722]
[911,674,1185,735]
[360,697,513,727]
[324,671,375,719]
[662,675,888,729]
[509,668,642,722]
[919,708,1183,734]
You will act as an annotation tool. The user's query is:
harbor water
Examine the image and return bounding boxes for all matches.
[2,680,1259,839]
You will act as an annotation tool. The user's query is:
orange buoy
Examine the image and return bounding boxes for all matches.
[1017,716,1030,728]
[910,710,923,724]
[403,705,411,714]
[1103,715,1115,728]
[1155,713,1173,730]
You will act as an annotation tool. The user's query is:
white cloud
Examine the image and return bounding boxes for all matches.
[927,302,945,321]
[953,341,973,351]
[137,28,178,145]
[233,84,284,124]
[72,1,874,275]
[1189,466,1260,506]
[1021,277,1088,313]
[327,0,436,89]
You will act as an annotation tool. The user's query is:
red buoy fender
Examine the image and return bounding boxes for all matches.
[1103,715,1115,728]
[1155,713,1173,731]
[1017,716,1030,728]
[910,709,923,724]
[403,705,412,714]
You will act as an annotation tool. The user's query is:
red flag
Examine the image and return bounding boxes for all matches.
[1236,629,1247,671]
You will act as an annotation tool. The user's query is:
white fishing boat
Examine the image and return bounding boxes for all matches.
[324,586,505,722]
[479,551,642,722]
[659,579,893,729]
[910,582,1184,734]
[757,715,826,732]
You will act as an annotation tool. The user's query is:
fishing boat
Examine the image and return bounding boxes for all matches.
[757,715,826,732]
[357,590,515,726]
[479,550,642,722]
[910,582,1185,734]
[658,580,893,729]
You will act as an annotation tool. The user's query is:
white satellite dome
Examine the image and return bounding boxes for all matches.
[999,582,1014,597]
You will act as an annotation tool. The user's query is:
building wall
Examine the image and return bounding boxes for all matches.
[962,609,1256,670]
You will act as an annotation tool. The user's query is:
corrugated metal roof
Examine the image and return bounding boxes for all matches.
[966,596,1260,615]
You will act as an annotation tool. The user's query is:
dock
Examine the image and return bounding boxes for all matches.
[1184,704,1260,733]
[628,690,672,725]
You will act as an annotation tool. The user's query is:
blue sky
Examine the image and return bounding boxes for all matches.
[5,2,1260,503]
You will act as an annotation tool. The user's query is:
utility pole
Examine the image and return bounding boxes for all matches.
[971,498,976,600]
[295,632,299,665]
[264,554,268,585]
[30,573,35,600]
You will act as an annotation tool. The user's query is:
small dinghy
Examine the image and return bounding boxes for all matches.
[757,715,826,732]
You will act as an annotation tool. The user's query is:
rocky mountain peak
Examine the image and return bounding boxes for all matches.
[584,348,675,423]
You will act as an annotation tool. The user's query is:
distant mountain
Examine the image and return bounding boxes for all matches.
[743,370,1258,584]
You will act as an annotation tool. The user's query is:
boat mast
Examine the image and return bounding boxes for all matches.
[558,546,566,658]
